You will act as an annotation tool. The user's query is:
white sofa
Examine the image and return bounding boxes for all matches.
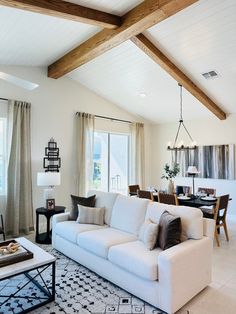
[52,190,215,314]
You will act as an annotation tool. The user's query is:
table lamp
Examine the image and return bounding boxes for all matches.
[187,166,200,196]
[37,172,61,205]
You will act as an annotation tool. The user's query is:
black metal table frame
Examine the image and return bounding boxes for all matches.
[0,261,55,314]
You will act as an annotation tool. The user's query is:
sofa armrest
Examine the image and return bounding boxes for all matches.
[52,212,70,225]
[52,212,70,247]
[158,237,212,314]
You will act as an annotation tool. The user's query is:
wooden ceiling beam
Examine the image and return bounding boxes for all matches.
[48,0,198,79]
[131,34,226,120]
[0,0,121,29]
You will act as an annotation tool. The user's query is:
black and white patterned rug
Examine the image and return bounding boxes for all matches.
[0,244,166,314]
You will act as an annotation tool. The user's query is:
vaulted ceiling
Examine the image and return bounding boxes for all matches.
[0,0,235,124]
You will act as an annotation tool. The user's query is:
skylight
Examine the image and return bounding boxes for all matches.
[0,72,39,90]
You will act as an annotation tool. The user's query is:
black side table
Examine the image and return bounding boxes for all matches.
[35,206,66,244]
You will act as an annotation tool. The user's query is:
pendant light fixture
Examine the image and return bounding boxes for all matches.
[167,83,197,151]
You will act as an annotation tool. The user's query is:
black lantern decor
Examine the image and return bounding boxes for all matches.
[43,138,61,172]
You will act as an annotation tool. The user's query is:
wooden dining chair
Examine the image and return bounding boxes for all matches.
[137,190,154,201]
[203,194,229,247]
[176,186,191,195]
[128,184,140,196]
[0,214,6,241]
[198,187,216,211]
[158,192,179,205]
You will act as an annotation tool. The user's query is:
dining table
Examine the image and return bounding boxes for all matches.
[177,196,217,208]
[152,192,221,208]
[146,192,231,209]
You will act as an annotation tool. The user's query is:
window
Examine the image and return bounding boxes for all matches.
[92,132,129,194]
[0,117,7,195]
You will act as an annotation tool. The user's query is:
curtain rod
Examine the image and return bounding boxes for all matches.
[0,103,133,124]
[76,112,132,124]
[0,97,8,101]
[95,114,132,124]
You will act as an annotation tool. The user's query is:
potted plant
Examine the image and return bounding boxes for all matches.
[161,163,180,194]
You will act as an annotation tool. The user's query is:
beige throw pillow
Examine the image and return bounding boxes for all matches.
[77,205,105,226]
[139,220,159,250]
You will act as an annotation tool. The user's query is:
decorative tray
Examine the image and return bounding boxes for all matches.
[0,240,33,268]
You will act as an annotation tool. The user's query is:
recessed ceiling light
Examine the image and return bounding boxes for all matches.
[139,92,147,97]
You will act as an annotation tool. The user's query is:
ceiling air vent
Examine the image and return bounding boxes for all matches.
[201,70,219,80]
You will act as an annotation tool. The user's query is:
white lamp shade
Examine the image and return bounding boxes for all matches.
[37,172,61,186]
[187,166,200,174]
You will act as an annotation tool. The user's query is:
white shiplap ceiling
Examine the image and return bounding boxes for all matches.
[69,0,236,123]
[67,0,143,15]
[0,6,100,66]
[0,0,236,123]
[68,40,212,123]
[144,0,236,116]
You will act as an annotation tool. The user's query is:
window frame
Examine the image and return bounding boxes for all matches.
[92,130,130,193]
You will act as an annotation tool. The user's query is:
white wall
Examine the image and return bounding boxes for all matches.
[0,66,151,214]
[150,115,236,216]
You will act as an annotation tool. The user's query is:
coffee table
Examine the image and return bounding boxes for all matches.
[0,237,56,313]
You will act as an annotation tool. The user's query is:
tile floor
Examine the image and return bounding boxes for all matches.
[15,217,236,314]
[177,217,236,314]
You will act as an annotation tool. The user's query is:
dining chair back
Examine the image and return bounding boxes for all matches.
[207,194,229,247]
[128,184,140,196]
[176,186,191,195]
[198,187,216,196]
[0,214,6,241]
[158,192,179,205]
[198,187,216,212]
[137,190,154,201]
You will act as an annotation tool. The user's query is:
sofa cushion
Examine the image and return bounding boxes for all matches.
[54,221,106,244]
[146,202,203,240]
[139,220,159,250]
[108,241,162,281]
[87,190,118,225]
[70,194,96,220]
[77,205,105,225]
[110,195,149,236]
[77,227,137,259]
[158,211,182,250]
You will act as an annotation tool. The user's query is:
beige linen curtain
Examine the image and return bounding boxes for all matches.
[131,122,145,188]
[0,100,8,223]
[5,100,33,236]
[75,112,95,196]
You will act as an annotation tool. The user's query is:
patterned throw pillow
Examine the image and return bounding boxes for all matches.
[77,205,105,226]
[158,211,182,250]
[70,194,96,220]
[139,220,159,250]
